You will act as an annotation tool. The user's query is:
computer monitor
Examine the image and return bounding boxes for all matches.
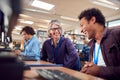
[0,10,4,45]
[0,0,22,50]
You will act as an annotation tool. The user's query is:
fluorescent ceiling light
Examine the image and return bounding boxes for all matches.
[19,14,30,18]
[24,8,52,14]
[15,27,22,30]
[31,0,55,10]
[61,16,78,22]
[15,26,23,30]
[97,0,114,5]
[42,19,51,23]
[20,20,34,24]
[92,0,119,10]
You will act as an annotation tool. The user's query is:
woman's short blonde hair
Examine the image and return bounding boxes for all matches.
[48,19,63,37]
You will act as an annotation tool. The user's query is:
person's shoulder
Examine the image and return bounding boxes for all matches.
[31,36,39,42]
[108,26,120,35]
[61,37,70,40]
[61,37,71,42]
[45,39,50,42]
[44,38,51,44]
[109,26,120,32]
[88,39,94,46]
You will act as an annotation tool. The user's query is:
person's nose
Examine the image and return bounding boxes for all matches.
[81,27,84,33]
[54,29,58,33]
[81,29,83,33]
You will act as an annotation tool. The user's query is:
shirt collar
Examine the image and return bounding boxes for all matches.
[51,37,61,46]
[102,27,112,40]
[99,27,111,43]
[92,27,108,43]
[25,36,34,44]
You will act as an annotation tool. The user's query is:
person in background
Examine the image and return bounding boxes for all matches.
[41,20,81,71]
[79,40,90,67]
[78,8,120,79]
[80,40,89,61]
[14,26,40,60]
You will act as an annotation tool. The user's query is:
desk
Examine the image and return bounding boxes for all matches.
[24,61,104,80]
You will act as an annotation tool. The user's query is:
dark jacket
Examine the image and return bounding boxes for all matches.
[88,26,120,79]
[41,37,81,70]
[80,45,89,61]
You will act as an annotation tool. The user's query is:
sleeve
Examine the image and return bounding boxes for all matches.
[40,41,48,61]
[64,38,79,69]
[21,40,40,58]
[99,66,120,79]
[99,27,120,79]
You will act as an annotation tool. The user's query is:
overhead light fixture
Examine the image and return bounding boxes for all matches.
[42,19,51,23]
[24,8,52,14]
[60,16,78,22]
[20,20,34,24]
[14,26,23,30]
[92,0,119,10]
[19,14,30,18]
[97,0,114,5]
[31,0,55,11]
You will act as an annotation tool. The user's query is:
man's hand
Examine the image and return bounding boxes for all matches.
[14,50,21,56]
[80,62,100,76]
[85,64,100,76]
[81,62,94,73]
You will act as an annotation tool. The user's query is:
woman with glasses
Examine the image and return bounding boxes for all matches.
[41,20,81,71]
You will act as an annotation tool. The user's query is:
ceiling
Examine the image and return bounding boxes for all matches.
[13,0,120,40]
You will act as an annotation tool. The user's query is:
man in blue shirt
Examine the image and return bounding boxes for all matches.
[14,26,40,60]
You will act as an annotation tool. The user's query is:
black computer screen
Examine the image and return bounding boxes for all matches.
[0,10,4,35]
[0,10,4,44]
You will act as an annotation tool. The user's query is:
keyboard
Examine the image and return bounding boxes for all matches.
[36,69,80,80]
[0,48,12,52]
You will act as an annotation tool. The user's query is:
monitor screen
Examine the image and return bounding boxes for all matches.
[0,10,4,45]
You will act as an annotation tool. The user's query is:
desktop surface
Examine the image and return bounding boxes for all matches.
[24,61,104,80]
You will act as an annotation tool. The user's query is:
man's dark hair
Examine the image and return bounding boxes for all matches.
[20,26,35,35]
[78,8,105,27]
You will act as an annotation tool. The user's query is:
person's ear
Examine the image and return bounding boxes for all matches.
[48,33,52,38]
[91,16,96,24]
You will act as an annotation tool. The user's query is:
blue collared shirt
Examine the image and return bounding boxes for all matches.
[21,36,40,60]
